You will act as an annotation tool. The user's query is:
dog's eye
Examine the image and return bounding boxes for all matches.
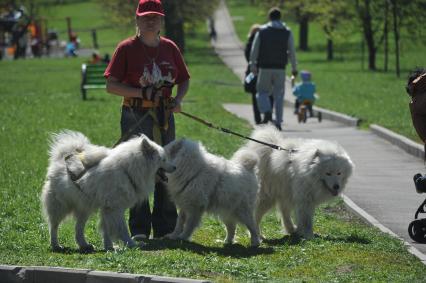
[337,172,341,176]
[326,172,331,176]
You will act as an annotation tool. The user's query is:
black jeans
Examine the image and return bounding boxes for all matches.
[120,106,177,238]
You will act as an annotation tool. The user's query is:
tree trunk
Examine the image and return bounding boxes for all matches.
[327,38,333,61]
[384,0,389,72]
[362,0,376,70]
[165,19,185,53]
[367,43,376,70]
[299,16,309,51]
[163,0,185,53]
[392,0,400,77]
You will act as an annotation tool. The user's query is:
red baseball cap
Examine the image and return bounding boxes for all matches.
[136,0,165,17]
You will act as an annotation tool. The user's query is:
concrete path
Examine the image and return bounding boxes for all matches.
[213,0,426,260]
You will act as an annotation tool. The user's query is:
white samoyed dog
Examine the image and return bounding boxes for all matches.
[238,126,354,240]
[163,139,261,247]
[41,130,175,252]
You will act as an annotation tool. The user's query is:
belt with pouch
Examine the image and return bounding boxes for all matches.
[123,98,159,109]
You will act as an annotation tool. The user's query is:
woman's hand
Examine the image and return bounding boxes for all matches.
[171,100,182,113]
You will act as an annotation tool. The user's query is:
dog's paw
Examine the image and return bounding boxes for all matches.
[250,239,261,247]
[296,231,314,240]
[51,245,66,253]
[79,244,95,254]
[137,241,146,249]
[125,240,140,249]
[104,245,115,252]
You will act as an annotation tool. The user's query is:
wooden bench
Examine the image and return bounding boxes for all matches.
[80,63,107,100]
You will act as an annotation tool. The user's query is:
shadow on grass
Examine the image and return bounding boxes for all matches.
[143,239,274,258]
[319,234,371,244]
[262,235,301,246]
[262,233,371,246]
[50,246,105,255]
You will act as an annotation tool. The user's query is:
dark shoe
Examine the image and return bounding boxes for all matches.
[261,112,272,124]
[275,123,282,131]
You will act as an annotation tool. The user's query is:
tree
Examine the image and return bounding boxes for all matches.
[389,0,426,77]
[355,0,386,70]
[306,0,353,61]
[282,0,314,51]
[383,0,389,71]
[390,0,400,77]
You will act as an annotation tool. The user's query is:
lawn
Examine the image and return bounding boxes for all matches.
[227,0,426,143]
[0,0,425,282]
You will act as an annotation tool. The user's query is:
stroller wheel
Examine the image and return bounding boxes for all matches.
[408,219,426,243]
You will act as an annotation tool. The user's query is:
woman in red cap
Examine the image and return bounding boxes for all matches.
[104,0,190,242]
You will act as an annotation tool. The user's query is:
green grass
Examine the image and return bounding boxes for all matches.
[40,1,133,53]
[1,1,426,282]
[227,0,426,143]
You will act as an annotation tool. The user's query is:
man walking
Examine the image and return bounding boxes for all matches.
[249,7,297,130]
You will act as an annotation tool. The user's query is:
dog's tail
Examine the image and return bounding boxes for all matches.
[232,148,259,171]
[48,130,91,162]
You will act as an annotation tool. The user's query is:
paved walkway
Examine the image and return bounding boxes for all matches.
[213,1,426,259]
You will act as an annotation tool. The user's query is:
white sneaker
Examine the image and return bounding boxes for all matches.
[131,234,148,241]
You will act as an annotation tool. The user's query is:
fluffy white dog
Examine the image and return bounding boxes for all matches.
[238,126,354,240]
[163,139,261,247]
[41,130,175,252]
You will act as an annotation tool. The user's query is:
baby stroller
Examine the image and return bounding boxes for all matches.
[408,173,426,243]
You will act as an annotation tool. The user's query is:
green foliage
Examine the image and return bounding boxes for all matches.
[163,0,220,24]
[96,0,220,30]
[305,0,355,41]
[394,0,426,44]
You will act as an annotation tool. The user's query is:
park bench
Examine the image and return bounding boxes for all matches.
[80,63,107,100]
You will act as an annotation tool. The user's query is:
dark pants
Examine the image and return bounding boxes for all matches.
[251,91,261,124]
[120,106,177,238]
[250,90,274,125]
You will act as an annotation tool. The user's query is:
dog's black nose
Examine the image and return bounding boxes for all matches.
[333,184,340,191]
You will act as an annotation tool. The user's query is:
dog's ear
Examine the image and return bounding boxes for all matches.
[311,149,321,164]
[141,138,156,159]
[167,139,184,158]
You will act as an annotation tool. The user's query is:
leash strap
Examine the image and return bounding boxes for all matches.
[113,109,151,148]
[179,111,293,152]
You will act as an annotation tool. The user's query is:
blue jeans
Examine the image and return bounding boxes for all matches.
[120,106,177,238]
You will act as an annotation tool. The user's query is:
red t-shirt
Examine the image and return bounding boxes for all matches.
[104,36,190,103]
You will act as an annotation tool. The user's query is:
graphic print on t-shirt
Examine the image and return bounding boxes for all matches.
[139,61,175,88]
